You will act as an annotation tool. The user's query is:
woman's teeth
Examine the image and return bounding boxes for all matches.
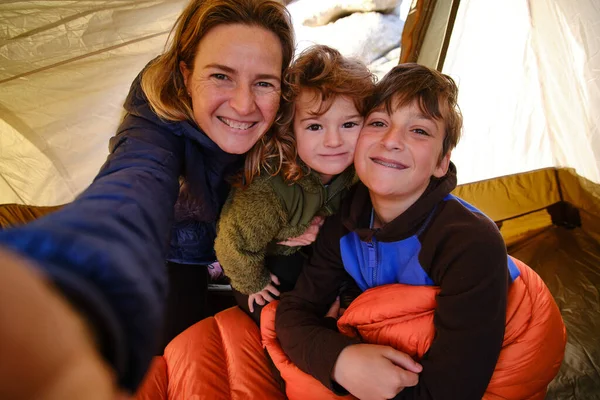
[219,117,255,130]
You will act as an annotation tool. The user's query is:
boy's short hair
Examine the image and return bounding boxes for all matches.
[368,63,463,160]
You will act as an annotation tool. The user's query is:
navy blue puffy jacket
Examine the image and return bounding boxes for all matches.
[0,70,243,391]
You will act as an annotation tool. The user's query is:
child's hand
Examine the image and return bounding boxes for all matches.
[248,273,281,312]
[325,296,345,319]
[331,344,423,400]
[278,216,325,247]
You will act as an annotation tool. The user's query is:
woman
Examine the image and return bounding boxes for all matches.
[0,0,300,395]
[137,0,294,347]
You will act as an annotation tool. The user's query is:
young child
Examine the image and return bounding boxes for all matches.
[274,63,523,399]
[214,45,375,324]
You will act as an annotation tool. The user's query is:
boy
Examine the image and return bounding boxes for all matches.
[275,63,520,400]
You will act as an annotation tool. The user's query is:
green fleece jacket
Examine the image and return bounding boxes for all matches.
[215,167,356,295]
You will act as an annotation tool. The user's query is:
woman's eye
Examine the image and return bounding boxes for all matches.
[212,73,228,80]
[307,124,322,131]
[256,81,274,88]
[342,122,359,129]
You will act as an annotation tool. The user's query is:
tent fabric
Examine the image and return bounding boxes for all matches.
[452,167,600,246]
[0,1,188,206]
[0,1,406,206]
[0,203,62,229]
[441,0,600,185]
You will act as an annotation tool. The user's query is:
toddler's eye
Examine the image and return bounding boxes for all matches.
[307,124,322,131]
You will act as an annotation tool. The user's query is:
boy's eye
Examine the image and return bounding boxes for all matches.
[307,124,322,131]
[413,128,429,136]
[342,121,359,129]
[369,121,386,127]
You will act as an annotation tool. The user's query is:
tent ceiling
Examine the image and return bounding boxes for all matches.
[1,0,598,204]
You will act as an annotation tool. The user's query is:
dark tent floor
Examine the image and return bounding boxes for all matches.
[509,226,600,399]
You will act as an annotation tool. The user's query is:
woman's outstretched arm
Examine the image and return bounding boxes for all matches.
[0,106,184,392]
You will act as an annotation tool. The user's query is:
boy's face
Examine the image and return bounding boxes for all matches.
[293,91,363,184]
[354,99,450,201]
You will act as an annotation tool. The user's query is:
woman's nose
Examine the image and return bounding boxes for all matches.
[229,84,256,115]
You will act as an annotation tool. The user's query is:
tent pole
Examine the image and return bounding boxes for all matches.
[436,0,461,71]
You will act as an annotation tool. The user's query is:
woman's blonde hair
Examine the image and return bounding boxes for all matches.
[141,0,294,123]
[239,45,375,187]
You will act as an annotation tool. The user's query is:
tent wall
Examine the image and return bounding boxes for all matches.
[439,0,600,185]
[453,167,600,246]
[559,169,600,245]
[0,1,188,206]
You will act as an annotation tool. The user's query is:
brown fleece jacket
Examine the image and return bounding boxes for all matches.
[214,167,355,295]
[275,163,510,400]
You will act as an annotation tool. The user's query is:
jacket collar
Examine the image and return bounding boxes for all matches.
[293,165,356,195]
[343,162,458,242]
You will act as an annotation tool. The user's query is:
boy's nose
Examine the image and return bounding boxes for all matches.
[323,128,343,148]
[381,128,405,151]
[229,84,257,116]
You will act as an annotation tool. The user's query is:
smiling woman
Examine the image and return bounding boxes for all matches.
[0,0,295,393]
[179,24,283,154]
[132,0,295,347]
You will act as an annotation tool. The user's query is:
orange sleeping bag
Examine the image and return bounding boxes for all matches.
[135,306,285,400]
[262,257,566,400]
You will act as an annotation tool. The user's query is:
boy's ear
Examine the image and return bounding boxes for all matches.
[433,151,451,178]
[179,61,190,89]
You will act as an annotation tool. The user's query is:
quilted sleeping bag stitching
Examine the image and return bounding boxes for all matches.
[261,257,566,400]
[135,307,286,400]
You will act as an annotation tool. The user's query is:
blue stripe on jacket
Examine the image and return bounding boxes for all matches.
[340,195,520,292]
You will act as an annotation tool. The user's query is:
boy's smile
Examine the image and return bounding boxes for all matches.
[370,156,408,170]
[354,100,450,213]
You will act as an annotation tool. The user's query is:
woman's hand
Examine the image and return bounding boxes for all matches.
[248,273,281,312]
[278,216,325,247]
[0,247,120,400]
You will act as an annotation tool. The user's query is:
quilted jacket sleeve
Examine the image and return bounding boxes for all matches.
[0,103,184,392]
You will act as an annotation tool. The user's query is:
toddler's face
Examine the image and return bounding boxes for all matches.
[293,91,363,184]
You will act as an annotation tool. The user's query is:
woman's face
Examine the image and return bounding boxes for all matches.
[180,24,283,154]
